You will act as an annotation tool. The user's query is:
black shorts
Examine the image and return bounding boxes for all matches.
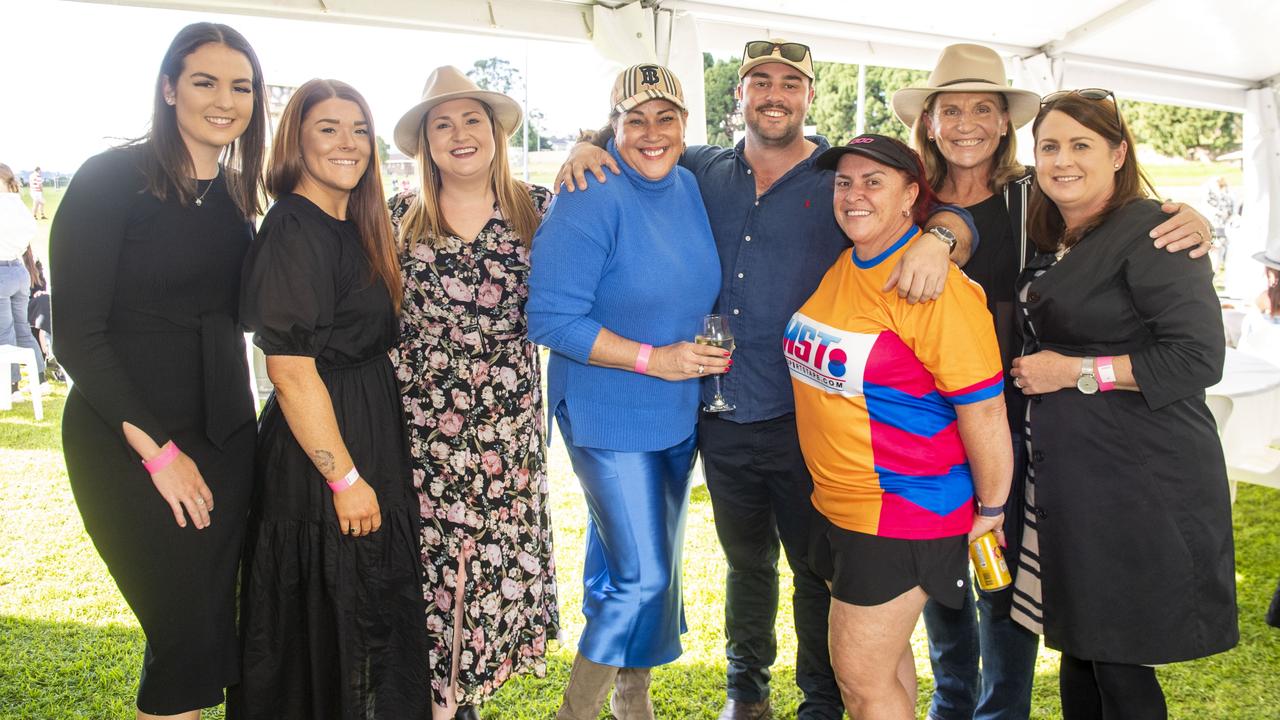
[812,518,969,609]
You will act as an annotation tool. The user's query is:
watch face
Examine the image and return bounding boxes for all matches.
[1077,375,1099,394]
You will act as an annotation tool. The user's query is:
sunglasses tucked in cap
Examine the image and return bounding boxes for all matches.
[815,134,920,175]
[611,64,686,115]
[739,39,815,80]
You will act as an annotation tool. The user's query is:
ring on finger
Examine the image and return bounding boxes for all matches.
[195,497,206,506]
[1013,377,1023,388]
[697,365,704,375]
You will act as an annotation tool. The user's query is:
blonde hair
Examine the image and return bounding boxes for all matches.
[911,92,1026,194]
[398,102,540,251]
[0,164,18,193]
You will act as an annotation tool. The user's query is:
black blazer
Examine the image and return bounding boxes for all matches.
[1018,199,1237,664]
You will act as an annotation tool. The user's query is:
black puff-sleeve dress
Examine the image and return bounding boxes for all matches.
[228,193,429,720]
[50,145,257,715]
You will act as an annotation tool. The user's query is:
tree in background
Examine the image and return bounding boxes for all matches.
[1120,100,1241,159]
[703,53,743,147]
[808,63,928,144]
[376,135,390,165]
[466,58,552,151]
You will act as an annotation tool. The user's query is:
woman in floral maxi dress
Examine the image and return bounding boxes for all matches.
[388,66,559,720]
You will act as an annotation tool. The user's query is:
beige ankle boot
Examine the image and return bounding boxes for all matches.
[555,653,619,720]
[610,667,655,720]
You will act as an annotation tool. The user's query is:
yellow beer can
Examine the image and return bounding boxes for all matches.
[969,531,1012,591]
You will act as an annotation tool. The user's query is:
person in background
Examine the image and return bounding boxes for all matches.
[231,78,429,720]
[29,166,47,220]
[790,134,1012,720]
[890,43,1215,720]
[1010,89,1236,720]
[554,39,981,720]
[0,162,45,395]
[50,22,266,720]
[528,63,726,720]
[389,65,559,720]
[1207,175,1237,265]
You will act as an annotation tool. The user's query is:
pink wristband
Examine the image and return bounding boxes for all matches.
[634,343,653,374]
[328,466,360,494]
[1096,355,1116,392]
[142,442,180,474]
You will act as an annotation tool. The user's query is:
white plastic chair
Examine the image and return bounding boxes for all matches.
[0,344,43,421]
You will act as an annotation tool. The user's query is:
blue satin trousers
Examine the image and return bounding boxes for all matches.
[556,405,695,668]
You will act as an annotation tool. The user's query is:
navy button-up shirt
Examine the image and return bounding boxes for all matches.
[681,137,848,423]
[682,137,975,424]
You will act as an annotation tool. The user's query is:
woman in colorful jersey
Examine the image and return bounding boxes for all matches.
[785,134,1012,720]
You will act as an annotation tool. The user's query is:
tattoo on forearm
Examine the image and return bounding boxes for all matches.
[312,449,336,475]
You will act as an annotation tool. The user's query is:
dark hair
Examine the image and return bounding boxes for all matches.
[1027,92,1157,252]
[135,23,267,220]
[872,135,940,226]
[268,79,401,312]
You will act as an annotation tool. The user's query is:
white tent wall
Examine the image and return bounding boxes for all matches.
[68,0,1280,267]
[1234,85,1280,298]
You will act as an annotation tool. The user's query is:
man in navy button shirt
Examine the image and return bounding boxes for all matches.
[557,40,976,720]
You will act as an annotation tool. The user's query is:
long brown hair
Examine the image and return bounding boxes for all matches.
[398,101,540,251]
[136,23,267,220]
[1027,92,1157,252]
[911,92,1026,194]
[268,78,401,311]
[0,164,18,193]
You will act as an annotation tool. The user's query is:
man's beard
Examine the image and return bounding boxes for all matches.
[746,103,804,147]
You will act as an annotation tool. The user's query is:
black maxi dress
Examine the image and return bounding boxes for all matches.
[50,145,257,715]
[229,193,430,720]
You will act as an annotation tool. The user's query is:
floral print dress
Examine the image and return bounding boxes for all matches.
[389,186,559,707]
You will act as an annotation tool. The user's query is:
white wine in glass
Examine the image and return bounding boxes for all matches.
[699,314,735,412]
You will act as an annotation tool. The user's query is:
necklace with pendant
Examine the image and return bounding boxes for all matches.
[1054,243,1071,261]
[194,178,214,207]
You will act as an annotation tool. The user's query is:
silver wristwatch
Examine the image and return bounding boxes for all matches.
[1076,356,1099,395]
[927,226,958,251]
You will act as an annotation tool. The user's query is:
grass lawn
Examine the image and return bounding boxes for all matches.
[1,387,1278,718]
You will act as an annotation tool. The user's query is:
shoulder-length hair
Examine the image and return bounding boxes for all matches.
[911,92,1027,194]
[136,22,267,220]
[0,164,18,194]
[399,101,540,252]
[268,78,401,312]
[1027,92,1157,252]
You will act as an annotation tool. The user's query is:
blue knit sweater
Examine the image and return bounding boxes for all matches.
[528,140,721,452]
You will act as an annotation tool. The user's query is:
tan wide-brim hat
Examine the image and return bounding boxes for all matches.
[891,43,1041,130]
[393,65,523,156]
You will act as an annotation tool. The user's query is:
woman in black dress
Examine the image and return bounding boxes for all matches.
[1009,90,1236,719]
[229,79,429,720]
[50,23,267,719]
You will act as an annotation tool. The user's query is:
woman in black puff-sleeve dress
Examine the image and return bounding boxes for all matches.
[50,24,267,717]
[228,79,428,720]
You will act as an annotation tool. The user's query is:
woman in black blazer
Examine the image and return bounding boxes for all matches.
[1008,90,1237,720]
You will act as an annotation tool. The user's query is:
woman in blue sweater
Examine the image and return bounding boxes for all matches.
[528,64,724,720]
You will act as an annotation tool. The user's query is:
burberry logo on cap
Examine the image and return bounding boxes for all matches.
[640,65,661,85]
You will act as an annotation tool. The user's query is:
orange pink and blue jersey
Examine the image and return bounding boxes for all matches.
[785,226,1004,540]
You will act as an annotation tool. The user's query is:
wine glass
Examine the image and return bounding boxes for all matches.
[698,314,735,413]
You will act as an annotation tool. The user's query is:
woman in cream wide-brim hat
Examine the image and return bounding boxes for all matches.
[388,64,560,720]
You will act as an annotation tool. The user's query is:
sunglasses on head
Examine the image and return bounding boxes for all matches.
[1041,88,1123,128]
[743,41,811,64]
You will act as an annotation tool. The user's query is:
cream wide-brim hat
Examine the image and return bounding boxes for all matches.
[891,43,1041,130]
[393,65,523,156]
